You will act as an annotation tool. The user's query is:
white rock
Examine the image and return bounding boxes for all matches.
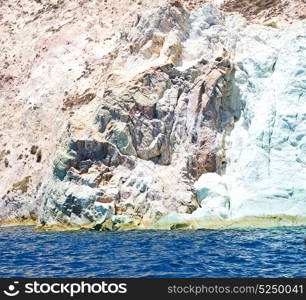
[208,20,306,220]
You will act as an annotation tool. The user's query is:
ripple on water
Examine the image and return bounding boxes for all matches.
[0,226,306,277]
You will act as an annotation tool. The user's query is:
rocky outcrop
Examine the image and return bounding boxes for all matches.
[218,20,306,219]
[1,0,305,230]
[39,4,242,229]
[216,0,306,27]
[0,0,164,224]
[156,16,306,229]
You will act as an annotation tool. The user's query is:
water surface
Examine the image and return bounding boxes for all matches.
[0,226,305,277]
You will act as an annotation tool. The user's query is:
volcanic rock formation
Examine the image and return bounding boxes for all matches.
[0,0,305,230]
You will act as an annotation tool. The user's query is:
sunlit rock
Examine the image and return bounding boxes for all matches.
[1,0,305,230]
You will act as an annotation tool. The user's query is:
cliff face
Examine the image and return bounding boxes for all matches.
[39,4,239,229]
[218,0,306,27]
[0,0,161,224]
[0,0,305,229]
[158,18,306,229]
[219,22,306,219]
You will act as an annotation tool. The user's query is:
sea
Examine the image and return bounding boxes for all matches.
[0,226,305,277]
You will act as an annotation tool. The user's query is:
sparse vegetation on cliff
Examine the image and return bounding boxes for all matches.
[12,176,31,193]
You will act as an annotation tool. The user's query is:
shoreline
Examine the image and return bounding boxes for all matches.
[0,218,37,228]
[1,215,306,232]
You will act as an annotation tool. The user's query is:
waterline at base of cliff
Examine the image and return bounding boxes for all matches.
[2,214,306,232]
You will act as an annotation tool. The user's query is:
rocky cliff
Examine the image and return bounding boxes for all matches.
[0,0,305,230]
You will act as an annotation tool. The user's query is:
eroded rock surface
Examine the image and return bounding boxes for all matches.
[39,4,242,229]
[218,0,306,27]
[0,0,163,224]
[156,17,306,229]
[1,0,305,230]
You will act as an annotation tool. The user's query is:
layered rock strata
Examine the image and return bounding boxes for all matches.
[39,4,242,229]
[1,0,305,230]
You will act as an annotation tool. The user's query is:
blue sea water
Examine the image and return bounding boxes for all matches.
[0,226,305,278]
